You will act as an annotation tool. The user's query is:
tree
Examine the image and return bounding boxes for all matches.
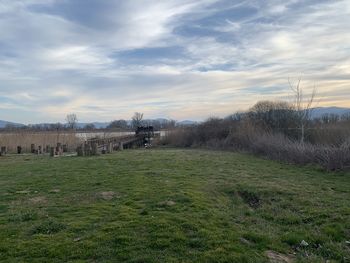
[107,119,128,129]
[248,100,299,137]
[289,77,317,143]
[131,112,144,128]
[84,123,95,130]
[49,123,63,130]
[166,119,177,129]
[66,113,78,130]
[341,112,350,122]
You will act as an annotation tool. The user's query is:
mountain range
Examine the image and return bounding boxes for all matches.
[309,107,350,119]
[0,107,349,128]
[0,120,25,129]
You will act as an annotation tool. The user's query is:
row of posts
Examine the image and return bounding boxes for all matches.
[0,143,68,157]
[30,143,68,156]
[76,141,124,157]
[1,137,144,157]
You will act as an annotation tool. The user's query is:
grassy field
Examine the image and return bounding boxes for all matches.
[0,149,349,262]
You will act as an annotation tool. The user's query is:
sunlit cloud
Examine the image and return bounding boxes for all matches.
[0,0,349,123]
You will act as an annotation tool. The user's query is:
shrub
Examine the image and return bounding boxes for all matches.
[161,122,350,171]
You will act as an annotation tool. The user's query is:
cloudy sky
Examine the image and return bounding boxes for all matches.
[0,0,349,123]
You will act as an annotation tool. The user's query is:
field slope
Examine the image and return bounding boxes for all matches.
[0,149,349,262]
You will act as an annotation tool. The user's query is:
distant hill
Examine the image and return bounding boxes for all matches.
[0,120,25,128]
[310,107,350,119]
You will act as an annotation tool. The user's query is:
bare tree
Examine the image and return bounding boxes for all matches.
[289,77,317,143]
[132,112,144,128]
[66,113,78,130]
[167,119,177,129]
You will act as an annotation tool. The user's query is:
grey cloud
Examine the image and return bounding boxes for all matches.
[0,0,349,123]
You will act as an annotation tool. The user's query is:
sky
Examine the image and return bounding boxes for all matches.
[0,0,349,123]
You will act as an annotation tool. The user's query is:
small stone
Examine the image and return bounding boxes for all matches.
[239,237,251,245]
[166,200,176,206]
[157,200,176,207]
[100,191,115,200]
[74,237,82,242]
[345,241,350,245]
[300,240,309,247]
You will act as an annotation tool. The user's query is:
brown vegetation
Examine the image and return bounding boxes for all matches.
[0,131,80,153]
[161,101,350,171]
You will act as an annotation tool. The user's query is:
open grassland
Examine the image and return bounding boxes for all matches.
[0,149,349,262]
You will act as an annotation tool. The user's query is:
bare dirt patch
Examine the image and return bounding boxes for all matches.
[266,250,295,263]
[100,191,116,201]
[158,200,176,207]
[28,196,47,204]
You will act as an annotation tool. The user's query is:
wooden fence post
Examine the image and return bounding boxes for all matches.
[84,143,91,156]
[0,146,7,156]
[56,143,63,156]
[77,144,84,156]
[50,147,55,157]
[63,144,68,153]
[91,143,98,155]
[31,144,35,154]
[107,143,113,153]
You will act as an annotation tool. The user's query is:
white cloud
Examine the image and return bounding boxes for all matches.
[0,0,349,123]
[42,45,113,70]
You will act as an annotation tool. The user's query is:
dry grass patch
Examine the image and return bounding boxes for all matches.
[266,250,295,263]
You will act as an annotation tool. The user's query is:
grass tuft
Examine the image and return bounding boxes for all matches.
[30,219,66,235]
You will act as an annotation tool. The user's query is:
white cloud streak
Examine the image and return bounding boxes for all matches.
[0,0,349,123]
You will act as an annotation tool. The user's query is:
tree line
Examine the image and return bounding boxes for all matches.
[1,112,177,131]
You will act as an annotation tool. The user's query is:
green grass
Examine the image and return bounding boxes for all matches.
[0,149,349,262]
